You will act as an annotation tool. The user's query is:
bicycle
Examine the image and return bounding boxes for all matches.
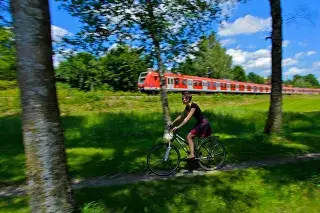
[147,126,226,176]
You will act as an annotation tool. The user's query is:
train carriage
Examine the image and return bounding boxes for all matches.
[137,70,320,95]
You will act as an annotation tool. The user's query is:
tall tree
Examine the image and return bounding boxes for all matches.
[232,65,246,81]
[247,72,265,84]
[11,0,77,212]
[174,34,233,79]
[57,0,241,138]
[56,52,98,91]
[264,0,283,134]
[304,74,320,88]
[99,46,148,91]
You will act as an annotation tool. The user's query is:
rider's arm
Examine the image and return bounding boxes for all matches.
[175,108,195,129]
[171,115,182,126]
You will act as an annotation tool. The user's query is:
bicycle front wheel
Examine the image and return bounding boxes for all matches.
[197,139,226,171]
[147,143,180,176]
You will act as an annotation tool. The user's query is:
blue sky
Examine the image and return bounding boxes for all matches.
[49,0,320,81]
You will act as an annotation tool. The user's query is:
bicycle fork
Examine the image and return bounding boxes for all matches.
[163,143,171,161]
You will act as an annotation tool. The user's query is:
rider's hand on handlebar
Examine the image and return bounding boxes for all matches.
[172,127,178,132]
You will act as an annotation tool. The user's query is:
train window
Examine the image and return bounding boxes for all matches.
[207,82,211,87]
[182,79,187,85]
[213,82,216,87]
[154,76,158,81]
[167,78,170,84]
[199,81,202,86]
[175,78,180,85]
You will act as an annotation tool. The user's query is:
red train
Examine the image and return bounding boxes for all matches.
[137,70,320,95]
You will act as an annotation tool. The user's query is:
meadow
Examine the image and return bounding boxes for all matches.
[0,81,319,212]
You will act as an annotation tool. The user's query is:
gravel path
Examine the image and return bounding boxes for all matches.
[1,153,319,198]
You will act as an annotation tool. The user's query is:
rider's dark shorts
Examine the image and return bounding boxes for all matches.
[190,119,212,138]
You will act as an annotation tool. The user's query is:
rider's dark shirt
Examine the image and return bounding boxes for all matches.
[184,102,205,124]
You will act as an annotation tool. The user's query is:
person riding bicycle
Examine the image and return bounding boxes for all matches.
[170,92,212,159]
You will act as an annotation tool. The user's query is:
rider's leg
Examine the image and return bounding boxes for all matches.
[187,133,196,158]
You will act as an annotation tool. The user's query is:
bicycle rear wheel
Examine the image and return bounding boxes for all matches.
[147,143,180,176]
[197,138,226,170]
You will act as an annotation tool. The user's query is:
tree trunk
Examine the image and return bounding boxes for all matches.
[146,0,172,139]
[264,0,283,134]
[154,38,172,128]
[11,0,78,212]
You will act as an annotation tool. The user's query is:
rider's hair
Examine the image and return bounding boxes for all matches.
[182,92,192,102]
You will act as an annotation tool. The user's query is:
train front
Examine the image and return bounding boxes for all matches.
[137,72,148,92]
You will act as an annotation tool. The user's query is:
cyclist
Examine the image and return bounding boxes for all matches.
[171,92,212,159]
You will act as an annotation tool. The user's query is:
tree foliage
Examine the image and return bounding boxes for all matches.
[285,74,320,88]
[56,52,98,91]
[232,65,246,82]
[173,34,233,79]
[56,46,148,91]
[99,46,148,91]
[56,0,244,132]
[0,27,16,80]
[247,72,265,84]
[56,0,240,63]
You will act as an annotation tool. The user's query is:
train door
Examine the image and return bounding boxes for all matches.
[187,79,193,90]
[167,77,174,90]
[202,81,208,91]
[227,83,231,92]
[216,82,221,91]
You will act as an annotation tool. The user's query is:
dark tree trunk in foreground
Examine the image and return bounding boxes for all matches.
[11,0,77,212]
[265,0,283,135]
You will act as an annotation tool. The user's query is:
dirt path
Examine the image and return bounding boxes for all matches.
[1,153,319,198]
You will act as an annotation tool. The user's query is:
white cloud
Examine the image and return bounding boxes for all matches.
[284,67,309,77]
[294,51,316,59]
[298,41,308,47]
[246,57,271,69]
[218,15,271,36]
[226,47,306,73]
[283,58,298,67]
[307,51,316,56]
[282,40,290,47]
[226,48,271,70]
[51,25,71,42]
[220,38,236,46]
[294,52,305,59]
[313,61,320,68]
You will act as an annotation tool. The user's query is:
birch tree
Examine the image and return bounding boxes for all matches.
[57,0,242,138]
[11,0,77,212]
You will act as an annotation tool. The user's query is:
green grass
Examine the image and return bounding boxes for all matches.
[0,85,320,185]
[1,160,320,213]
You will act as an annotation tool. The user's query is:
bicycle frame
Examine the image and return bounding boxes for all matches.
[169,131,209,155]
[170,132,190,154]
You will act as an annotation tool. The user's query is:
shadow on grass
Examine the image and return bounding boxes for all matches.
[74,160,320,213]
[0,111,319,185]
